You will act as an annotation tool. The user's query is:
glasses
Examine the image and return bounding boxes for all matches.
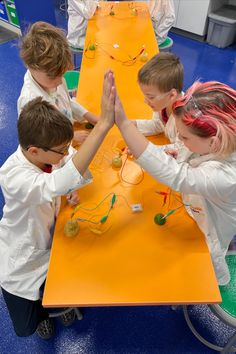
[144,91,170,102]
[27,143,71,156]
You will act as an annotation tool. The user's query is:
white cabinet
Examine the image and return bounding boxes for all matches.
[172,0,180,27]
[173,0,228,36]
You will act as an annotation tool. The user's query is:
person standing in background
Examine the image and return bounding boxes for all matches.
[67,0,102,50]
[136,0,175,45]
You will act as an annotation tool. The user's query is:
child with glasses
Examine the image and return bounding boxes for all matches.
[0,71,115,339]
[18,21,98,146]
[133,52,184,144]
[114,77,236,286]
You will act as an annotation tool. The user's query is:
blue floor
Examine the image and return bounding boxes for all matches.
[0,6,236,354]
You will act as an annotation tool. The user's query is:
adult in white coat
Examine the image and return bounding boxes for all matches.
[67,0,99,50]
[151,0,175,45]
[136,0,175,45]
[114,78,236,286]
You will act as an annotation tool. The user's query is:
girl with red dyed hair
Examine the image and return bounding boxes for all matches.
[114,79,236,286]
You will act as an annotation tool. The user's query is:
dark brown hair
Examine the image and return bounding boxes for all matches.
[18,97,74,149]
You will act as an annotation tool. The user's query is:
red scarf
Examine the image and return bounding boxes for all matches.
[161,108,169,124]
[42,164,52,173]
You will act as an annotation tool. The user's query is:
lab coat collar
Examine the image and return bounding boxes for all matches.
[189,150,236,167]
[16,145,45,173]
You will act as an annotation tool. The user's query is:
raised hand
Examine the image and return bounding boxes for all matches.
[114,80,149,159]
[71,70,116,176]
[114,93,128,129]
[101,70,116,129]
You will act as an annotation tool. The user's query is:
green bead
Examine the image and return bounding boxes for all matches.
[85,123,94,129]
[154,213,166,225]
[89,44,96,51]
[109,10,115,16]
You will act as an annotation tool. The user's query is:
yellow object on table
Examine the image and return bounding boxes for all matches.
[43,2,220,308]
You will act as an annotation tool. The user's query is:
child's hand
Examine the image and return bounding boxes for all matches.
[66,191,80,206]
[115,94,128,128]
[100,70,115,129]
[83,112,99,125]
[73,130,89,144]
[164,148,178,159]
[124,146,133,156]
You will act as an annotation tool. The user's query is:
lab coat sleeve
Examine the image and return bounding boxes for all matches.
[136,112,164,136]
[3,158,92,206]
[61,78,88,122]
[70,97,88,122]
[136,142,234,199]
[68,0,98,19]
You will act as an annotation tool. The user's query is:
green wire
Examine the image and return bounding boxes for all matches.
[72,192,116,224]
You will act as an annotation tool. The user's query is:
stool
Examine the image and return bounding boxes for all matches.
[70,46,83,70]
[159,36,173,52]
[49,307,82,320]
[64,70,80,98]
[182,252,236,353]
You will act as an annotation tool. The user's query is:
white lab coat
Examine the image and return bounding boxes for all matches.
[145,0,175,44]
[136,142,236,285]
[18,70,87,123]
[136,111,177,143]
[0,146,92,300]
[67,0,99,49]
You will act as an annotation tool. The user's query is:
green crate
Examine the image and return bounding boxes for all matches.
[6,2,19,27]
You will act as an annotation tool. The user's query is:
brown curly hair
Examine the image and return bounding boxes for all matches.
[20,21,73,78]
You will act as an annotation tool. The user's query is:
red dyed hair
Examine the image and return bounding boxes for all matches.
[173,81,236,156]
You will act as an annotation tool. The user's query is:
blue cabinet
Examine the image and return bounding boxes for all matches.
[0,0,57,34]
[14,0,56,33]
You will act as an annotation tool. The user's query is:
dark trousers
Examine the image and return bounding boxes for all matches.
[1,287,49,337]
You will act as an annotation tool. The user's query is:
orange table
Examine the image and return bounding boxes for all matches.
[43,1,221,308]
[76,1,156,119]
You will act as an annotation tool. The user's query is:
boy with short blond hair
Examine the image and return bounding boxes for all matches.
[135,52,184,143]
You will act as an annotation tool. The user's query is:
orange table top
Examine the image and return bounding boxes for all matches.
[76,1,156,118]
[43,2,221,307]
